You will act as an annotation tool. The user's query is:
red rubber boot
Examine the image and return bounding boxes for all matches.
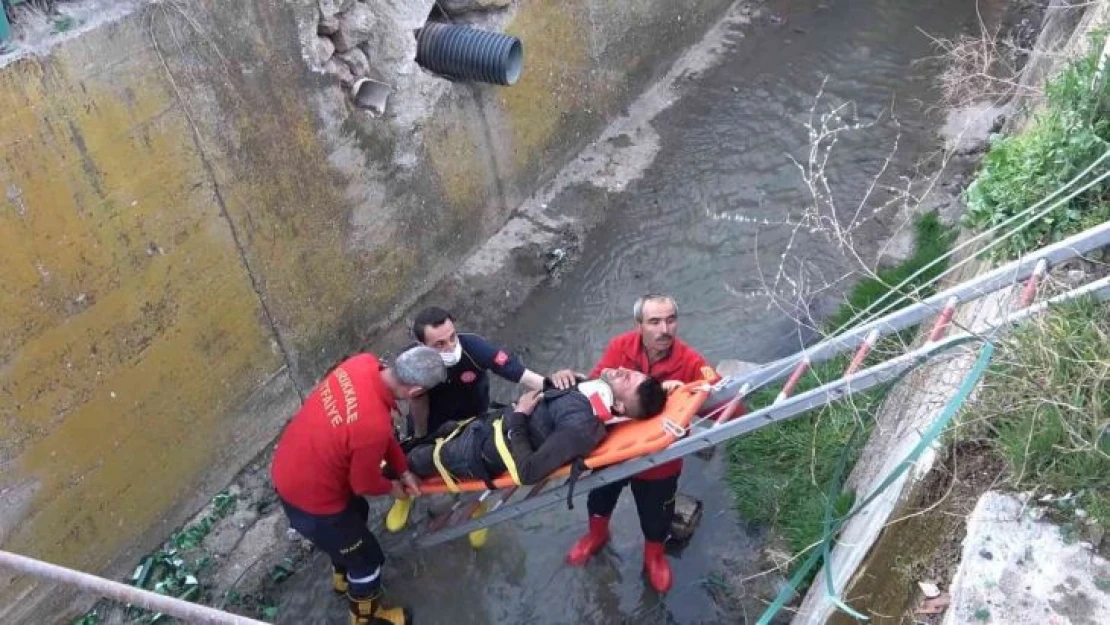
[643,541,673,593]
[566,515,610,566]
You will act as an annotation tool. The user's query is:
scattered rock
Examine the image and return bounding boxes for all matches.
[318,11,340,36]
[311,36,336,69]
[919,581,942,599]
[941,102,1009,155]
[544,247,567,273]
[325,57,355,85]
[333,2,377,52]
[337,47,372,78]
[669,493,703,543]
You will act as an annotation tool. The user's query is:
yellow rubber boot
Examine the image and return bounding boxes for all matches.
[331,566,348,594]
[467,499,490,549]
[385,498,412,533]
[348,593,411,625]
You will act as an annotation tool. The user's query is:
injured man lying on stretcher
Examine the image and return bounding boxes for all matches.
[407,367,668,487]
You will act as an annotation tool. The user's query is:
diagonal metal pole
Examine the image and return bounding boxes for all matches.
[417,276,1110,547]
[0,550,268,625]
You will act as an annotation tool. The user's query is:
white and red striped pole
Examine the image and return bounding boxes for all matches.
[1017,259,1047,309]
[927,296,959,343]
[843,329,880,377]
[714,384,750,425]
[774,355,810,405]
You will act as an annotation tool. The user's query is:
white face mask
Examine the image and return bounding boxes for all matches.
[440,341,463,367]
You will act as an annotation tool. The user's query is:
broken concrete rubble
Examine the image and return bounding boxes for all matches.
[325,57,355,85]
[318,11,339,36]
[311,0,441,113]
[333,2,376,52]
[310,36,335,69]
[337,47,372,78]
[943,492,1110,625]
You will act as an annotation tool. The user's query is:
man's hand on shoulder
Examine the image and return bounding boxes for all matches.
[513,389,543,415]
[549,369,579,390]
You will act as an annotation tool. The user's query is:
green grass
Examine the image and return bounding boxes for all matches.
[975,297,1110,529]
[963,31,1110,259]
[726,360,875,554]
[725,213,955,578]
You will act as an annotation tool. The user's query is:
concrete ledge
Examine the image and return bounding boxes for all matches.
[943,492,1110,625]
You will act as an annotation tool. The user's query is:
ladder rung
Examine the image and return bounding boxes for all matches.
[714,384,749,426]
[926,297,959,343]
[774,355,810,404]
[844,329,880,376]
[1017,258,1047,309]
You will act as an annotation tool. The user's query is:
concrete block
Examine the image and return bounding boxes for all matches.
[670,493,703,542]
[943,492,1110,625]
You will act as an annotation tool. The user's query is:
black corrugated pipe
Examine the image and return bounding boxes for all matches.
[416,22,523,86]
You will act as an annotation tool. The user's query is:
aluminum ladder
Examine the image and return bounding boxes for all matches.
[416,220,1110,548]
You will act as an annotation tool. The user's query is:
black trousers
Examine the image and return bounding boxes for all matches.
[585,473,679,543]
[280,496,385,597]
[406,416,503,481]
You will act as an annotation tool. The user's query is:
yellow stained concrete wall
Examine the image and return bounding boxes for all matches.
[0,7,294,616]
[0,0,731,620]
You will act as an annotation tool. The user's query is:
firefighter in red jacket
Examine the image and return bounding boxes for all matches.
[554,294,720,593]
[271,346,446,625]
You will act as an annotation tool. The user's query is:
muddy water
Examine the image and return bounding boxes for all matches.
[278,0,999,622]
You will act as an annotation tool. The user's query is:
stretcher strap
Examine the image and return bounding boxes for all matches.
[492,418,523,486]
[432,418,475,493]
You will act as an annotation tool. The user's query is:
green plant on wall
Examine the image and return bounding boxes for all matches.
[963,32,1110,259]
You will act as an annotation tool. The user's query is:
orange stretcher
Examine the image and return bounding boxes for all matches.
[417,381,712,494]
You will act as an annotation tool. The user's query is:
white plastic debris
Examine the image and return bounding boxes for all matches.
[918,581,941,599]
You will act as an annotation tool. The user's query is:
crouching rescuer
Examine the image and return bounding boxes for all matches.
[402,367,668,523]
[270,346,447,625]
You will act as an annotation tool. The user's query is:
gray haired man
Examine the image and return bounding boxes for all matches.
[271,346,446,625]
